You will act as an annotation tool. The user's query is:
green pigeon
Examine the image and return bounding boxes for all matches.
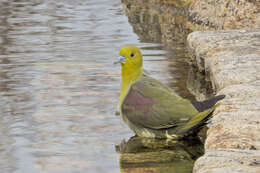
[115,46,224,139]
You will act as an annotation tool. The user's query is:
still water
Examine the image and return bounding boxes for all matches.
[0,0,201,172]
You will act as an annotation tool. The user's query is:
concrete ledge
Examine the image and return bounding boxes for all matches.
[187,30,260,172]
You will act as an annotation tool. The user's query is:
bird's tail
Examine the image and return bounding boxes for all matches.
[191,95,225,112]
[176,103,220,135]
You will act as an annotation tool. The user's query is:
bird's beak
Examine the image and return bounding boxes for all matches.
[113,56,125,64]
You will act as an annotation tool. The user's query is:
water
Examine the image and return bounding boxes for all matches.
[0,0,201,173]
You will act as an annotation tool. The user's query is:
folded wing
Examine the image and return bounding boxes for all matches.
[121,75,199,130]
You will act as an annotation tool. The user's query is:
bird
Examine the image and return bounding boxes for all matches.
[115,46,225,139]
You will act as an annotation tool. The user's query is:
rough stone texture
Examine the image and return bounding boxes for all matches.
[194,150,260,173]
[188,0,260,30]
[187,30,260,172]
[188,30,260,91]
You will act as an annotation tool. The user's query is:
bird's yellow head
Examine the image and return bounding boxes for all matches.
[116,46,143,81]
[117,46,143,69]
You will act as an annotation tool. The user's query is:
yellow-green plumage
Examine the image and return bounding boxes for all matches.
[116,46,224,139]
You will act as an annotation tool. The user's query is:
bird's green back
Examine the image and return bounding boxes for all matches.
[121,75,199,130]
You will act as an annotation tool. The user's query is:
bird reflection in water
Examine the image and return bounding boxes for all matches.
[116,136,203,173]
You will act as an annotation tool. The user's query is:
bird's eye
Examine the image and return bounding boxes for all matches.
[130,53,134,57]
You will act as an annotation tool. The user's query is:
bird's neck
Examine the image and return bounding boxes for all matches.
[119,67,143,110]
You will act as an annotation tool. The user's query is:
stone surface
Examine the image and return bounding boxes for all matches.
[187,30,260,172]
[193,150,260,173]
[188,0,260,30]
[188,30,260,91]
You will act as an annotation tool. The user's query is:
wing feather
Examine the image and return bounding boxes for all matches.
[121,75,199,130]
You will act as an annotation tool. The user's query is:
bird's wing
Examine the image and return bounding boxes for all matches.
[121,75,199,130]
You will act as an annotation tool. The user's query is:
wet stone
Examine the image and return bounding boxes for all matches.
[187,30,260,172]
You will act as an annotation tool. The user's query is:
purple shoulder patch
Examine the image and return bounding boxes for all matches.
[123,86,157,114]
